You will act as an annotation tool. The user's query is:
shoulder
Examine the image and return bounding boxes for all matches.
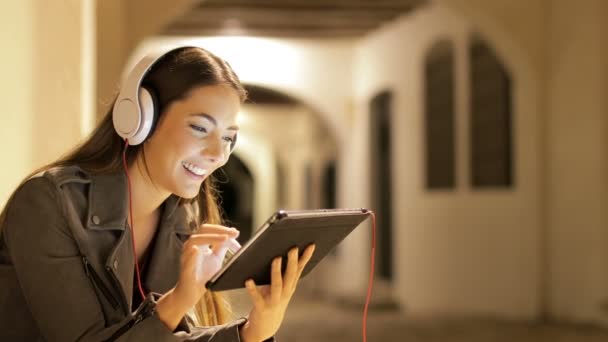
[8,165,91,222]
[14,165,91,194]
[1,167,94,256]
[3,166,91,252]
[40,165,91,188]
[12,163,88,202]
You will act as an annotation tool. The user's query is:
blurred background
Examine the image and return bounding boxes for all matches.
[1,0,608,341]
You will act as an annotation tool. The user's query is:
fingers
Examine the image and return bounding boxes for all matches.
[270,257,283,304]
[184,234,228,250]
[245,279,265,309]
[197,224,240,238]
[283,247,299,294]
[244,245,317,311]
[194,225,239,251]
[295,244,315,279]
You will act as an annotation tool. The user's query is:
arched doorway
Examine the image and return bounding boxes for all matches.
[216,155,254,244]
[215,84,339,244]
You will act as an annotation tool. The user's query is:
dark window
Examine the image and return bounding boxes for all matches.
[370,90,394,281]
[424,40,456,189]
[469,35,513,188]
[304,162,313,209]
[322,161,336,209]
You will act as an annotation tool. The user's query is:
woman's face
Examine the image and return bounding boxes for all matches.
[143,84,240,199]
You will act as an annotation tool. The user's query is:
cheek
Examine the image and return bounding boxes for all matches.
[173,136,202,160]
[149,129,195,167]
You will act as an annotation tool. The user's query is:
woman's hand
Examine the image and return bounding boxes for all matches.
[157,224,239,331]
[174,224,240,307]
[240,244,316,342]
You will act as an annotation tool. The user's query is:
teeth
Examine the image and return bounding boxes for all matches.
[182,162,206,176]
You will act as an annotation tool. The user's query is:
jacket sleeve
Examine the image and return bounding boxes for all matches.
[3,176,247,342]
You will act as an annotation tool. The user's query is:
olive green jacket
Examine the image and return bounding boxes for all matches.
[0,166,255,341]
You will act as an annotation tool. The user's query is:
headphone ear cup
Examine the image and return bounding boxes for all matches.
[113,98,140,142]
[127,86,158,145]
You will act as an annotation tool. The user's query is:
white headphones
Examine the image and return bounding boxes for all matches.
[113,46,192,145]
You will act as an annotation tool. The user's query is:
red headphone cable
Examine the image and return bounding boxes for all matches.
[122,139,146,303]
[363,210,377,342]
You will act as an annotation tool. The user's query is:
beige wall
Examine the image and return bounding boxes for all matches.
[0,1,34,205]
[96,0,129,118]
[0,0,93,204]
[545,0,608,324]
[31,0,90,168]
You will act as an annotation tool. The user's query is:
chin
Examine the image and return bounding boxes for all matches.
[173,181,205,199]
[181,191,200,200]
[173,188,200,200]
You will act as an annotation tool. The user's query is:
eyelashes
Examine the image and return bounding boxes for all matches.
[190,124,236,145]
[189,124,208,133]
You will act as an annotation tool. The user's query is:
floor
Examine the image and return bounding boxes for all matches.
[227,291,608,342]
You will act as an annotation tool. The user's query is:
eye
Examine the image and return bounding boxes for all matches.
[190,124,208,134]
[222,136,235,144]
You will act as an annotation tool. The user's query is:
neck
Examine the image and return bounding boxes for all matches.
[125,157,169,224]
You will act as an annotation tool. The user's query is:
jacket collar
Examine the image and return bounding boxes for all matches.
[81,169,199,309]
[85,170,194,235]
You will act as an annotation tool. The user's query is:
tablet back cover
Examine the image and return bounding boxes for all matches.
[207,209,369,291]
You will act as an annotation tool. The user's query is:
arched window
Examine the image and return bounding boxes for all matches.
[469,35,513,188]
[424,40,455,189]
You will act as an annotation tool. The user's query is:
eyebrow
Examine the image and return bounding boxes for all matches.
[190,113,239,131]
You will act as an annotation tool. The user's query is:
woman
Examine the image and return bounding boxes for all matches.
[0,46,314,341]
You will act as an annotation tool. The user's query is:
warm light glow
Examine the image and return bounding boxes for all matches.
[236,109,250,127]
[136,36,305,89]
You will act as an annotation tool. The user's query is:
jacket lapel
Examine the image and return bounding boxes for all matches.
[84,172,132,313]
[86,171,196,312]
[143,195,195,295]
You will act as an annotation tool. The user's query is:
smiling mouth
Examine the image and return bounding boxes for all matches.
[182,161,207,177]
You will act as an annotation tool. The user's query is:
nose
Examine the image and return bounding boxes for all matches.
[201,136,224,165]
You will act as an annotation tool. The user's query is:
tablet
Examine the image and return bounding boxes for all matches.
[206,208,370,291]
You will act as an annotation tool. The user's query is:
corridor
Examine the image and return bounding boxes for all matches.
[276,295,608,342]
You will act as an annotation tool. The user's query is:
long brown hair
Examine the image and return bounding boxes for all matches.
[0,46,247,326]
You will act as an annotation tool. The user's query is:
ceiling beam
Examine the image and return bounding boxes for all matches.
[179,7,403,24]
[163,0,428,38]
[197,0,425,11]
[162,26,371,38]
